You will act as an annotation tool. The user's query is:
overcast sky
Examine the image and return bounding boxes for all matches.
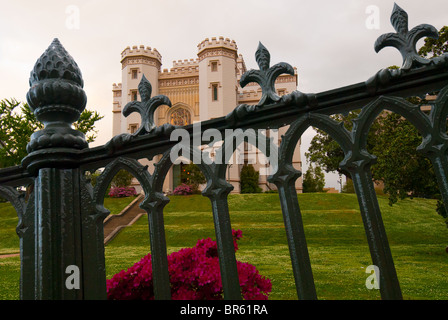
[0,0,447,188]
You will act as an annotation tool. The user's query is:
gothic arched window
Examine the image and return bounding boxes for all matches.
[170,108,191,126]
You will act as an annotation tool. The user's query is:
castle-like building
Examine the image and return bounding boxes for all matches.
[112,37,302,194]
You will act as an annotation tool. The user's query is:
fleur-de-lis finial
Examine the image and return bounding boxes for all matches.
[374,3,439,70]
[240,42,295,106]
[123,75,172,135]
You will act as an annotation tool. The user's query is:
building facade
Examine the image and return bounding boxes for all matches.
[112,37,302,194]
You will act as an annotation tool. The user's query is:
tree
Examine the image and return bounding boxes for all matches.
[111,169,134,187]
[240,164,262,193]
[370,113,439,204]
[306,26,447,207]
[342,178,355,194]
[418,26,448,224]
[306,109,439,205]
[181,163,206,193]
[418,26,448,58]
[0,99,40,168]
[305,109,379,177]
[302,164,325,193]
[0,99,103,168]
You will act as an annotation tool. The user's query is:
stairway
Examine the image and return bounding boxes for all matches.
[103,194,146,245]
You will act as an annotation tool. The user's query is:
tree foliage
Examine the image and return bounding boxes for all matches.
[370,113,439,204]
[111,169,134,188]
[306,26,447,208]
[181,163,206,193]
[305,110,379,176]
[240,164,262,194]
[342,178,355,194]
[302,164,325,193]
[0,99,103,168]
[0,99,41,168]
[306,109,439,205]
[418,26,448,58]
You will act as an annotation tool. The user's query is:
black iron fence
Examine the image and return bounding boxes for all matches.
[1,4,447,300]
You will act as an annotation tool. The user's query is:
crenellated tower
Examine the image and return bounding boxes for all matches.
[113,45,162,136]
[197,37,238,121]
[111,37,302,194]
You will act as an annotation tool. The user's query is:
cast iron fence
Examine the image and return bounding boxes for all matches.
[1,4,447,300]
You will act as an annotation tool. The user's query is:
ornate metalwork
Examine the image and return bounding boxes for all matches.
[374,3,439,70]
[240,42,295,106]
[123,75,172,135]
[0,4,447,301]
[26,38,88,152]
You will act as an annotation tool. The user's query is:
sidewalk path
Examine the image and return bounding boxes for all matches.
[103,194,146,245]
[0,253,19,259]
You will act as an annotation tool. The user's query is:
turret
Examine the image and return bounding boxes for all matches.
[198,37,238,120]
[119,45,162,132]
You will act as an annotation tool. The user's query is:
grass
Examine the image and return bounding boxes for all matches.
[104,196,137,215]
[104,193,448,300]
[0,197,135,256]
[1,193,447,300]
[0,202,20,255]
[0,196,135,300]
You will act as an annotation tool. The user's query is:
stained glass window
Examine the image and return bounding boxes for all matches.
[170,108,191,126]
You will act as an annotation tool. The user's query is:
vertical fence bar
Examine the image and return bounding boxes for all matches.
[271,167,317,300]
[429,153,448,214]
[79,174,108,300]
[143,194,172,300]
[0,185,35,299]
[348,163,402,300]
[203,182,242,300]
[19,191,36,300]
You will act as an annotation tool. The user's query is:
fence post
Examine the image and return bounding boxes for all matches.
[20,39,100,299]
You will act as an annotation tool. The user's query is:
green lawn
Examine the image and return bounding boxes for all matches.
[105,193,448,300]
[0,202,20,256]
[1,193,447,300]
[0,197,135,256]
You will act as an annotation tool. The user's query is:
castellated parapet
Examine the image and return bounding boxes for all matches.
[197,36,238,52]
[121,45,162,69]
[112,83,122,90]
[160,59,199,77]
[172,58,199,68]
[197,36,238,61]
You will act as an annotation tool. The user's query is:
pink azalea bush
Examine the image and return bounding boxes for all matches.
[106,229,272,300]
[173,183,193,195]
[108,186,137,198]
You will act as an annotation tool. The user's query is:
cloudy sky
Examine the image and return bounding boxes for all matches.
[0,0,447,188]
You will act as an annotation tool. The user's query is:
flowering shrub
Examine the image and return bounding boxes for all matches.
[173,183,193,195]
[108,186,137,198]
[106,229,272,300]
